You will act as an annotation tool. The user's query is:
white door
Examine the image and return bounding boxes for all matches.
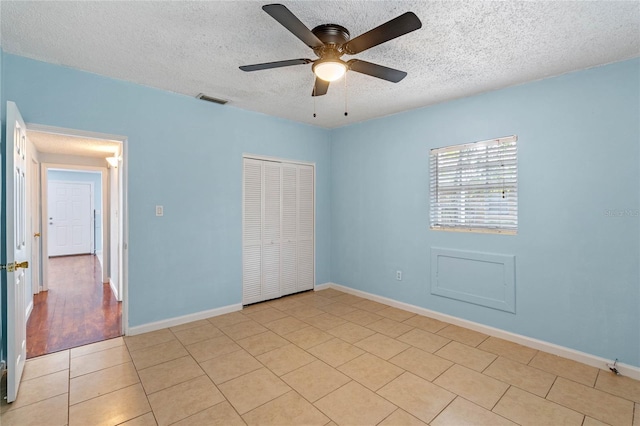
[243,159,263,304]
[242,159,282,304]
[280,164,297,296]
[48,181,92,256]
[4,101,29,403]
[261,162,281,301]
[297,165,314,291]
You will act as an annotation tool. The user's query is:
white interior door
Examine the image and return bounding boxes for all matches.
[5,101,29,403]
[48,181,92,256]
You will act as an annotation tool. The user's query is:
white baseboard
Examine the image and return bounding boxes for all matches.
[109,278,119,301]
[96,251,103,269]
[321,282,640,380]
[314,282,332,291]
[128,303,243,336]
[25,300,33,321]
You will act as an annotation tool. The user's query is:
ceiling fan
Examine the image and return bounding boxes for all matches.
[239,4,422,97]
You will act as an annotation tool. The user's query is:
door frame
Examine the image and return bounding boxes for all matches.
[46,179,95,258]
[28,123,129,335]
[29,155,41,295]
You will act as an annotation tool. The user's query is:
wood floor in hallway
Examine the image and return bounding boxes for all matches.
[26,254,122,358]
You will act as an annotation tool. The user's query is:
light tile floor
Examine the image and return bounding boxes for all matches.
[1,288,639,426]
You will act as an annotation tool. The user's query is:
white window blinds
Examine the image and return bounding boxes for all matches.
[429,135,518,234]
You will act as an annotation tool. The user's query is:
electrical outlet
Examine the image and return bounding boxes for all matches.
[155,205,164,217]
[396,270,402,281]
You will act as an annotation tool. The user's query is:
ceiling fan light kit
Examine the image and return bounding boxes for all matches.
[240,3,422,98]
[312,59,347,82]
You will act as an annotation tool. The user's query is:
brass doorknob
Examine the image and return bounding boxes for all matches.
[34,232,41,238]
[15,261,29,270]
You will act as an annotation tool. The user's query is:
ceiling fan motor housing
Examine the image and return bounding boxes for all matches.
[311,24,350,64]
[312,24,350,45]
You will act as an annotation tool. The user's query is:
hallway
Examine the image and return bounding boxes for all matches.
[26,255,121,358]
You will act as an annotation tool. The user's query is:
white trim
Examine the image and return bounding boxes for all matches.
[26,123,125,143]
[109,277,118,301]
[25,300,33,321]
[96,250,103,270]
[314,282,332,291]
[323,282,640,380]
[120,138,129,336]
[242,153,315,167]
[127,304,243,336]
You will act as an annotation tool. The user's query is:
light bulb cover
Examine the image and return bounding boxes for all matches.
[313,60,347,82]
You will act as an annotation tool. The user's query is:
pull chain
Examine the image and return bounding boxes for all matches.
[344,72,348,117]
[313,84,317,118]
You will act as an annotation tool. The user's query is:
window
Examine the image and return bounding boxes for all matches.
[429,135,517,234]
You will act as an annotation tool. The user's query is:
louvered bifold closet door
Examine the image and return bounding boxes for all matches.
[261,161,282,301]
[280,164,298,296]
[297,165,314,291]
[243,159,263,304]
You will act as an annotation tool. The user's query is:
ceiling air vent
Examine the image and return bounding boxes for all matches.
[196,93,228,105]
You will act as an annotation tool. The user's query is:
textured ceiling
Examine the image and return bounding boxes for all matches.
[2,1,639,128]
[28,131,121,158]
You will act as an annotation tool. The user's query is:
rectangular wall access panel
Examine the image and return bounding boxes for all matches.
[430,248,516,313]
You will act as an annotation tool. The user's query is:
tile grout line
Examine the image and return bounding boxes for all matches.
[121,340,157,425]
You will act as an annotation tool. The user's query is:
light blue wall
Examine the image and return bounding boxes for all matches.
[47,170,103,251]
[1,53,332,327]
[330,58,640,367]
[1,50,638,369]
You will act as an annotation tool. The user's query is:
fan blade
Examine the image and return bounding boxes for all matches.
[312,77,329,96]
[263,4,324,49]
[343,12,421,54]
[240,59,312,72]
[348,60,407,83]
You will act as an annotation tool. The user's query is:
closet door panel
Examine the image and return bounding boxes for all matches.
[297,165,314,291]
[243,159,263,304]
[243,245,262,303]
[297,239,314,291]
[281,164,297,295]
[261,162,282,300]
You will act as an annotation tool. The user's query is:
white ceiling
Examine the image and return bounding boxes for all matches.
[1,1,639,129]
[28,131,121,158]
